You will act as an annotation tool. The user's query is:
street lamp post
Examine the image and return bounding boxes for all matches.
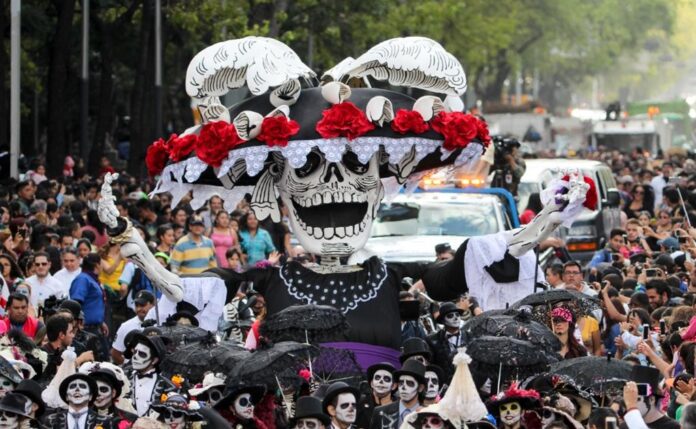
[154,0,162,138]
[80,0,89,160]
[10,0,20,179]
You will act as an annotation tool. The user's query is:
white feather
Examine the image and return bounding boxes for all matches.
[186,36,316,98]
[331,37,466,95]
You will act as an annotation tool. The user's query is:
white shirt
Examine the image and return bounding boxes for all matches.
[113,315,144,352]
[134,371,157,416]
[53,268,81,297]
[67,406,88,429]
[651,175,668,209]
[25,274,66,308]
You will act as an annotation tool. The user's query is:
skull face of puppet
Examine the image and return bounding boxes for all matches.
[275,151,384,257]
[295,417,324,429]
[232,393,255,420]
[333,393,356,425]
[132,343,154,372]
[162,409,185,429]
[94,381,114,409]
[443,312,461,329]
[424,371,439,400]
[398,375,419,403]
[420,415,445,429]
[499,402,522,427]
[0,411,18,429]
[371,370,393,398]
[0,376,14,398]
[67,380,91,406]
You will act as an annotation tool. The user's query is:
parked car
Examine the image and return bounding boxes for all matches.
[365,188,517,263]
[518,159,622,261]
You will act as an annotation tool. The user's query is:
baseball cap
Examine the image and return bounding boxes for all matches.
[435,243,452,254]
[134,290,156,306]
[657,237,679,252]
[188,214,205,226]
[59,299,85,320]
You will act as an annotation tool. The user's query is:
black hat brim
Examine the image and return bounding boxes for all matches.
[367,362,396,381]
[289,412,331,427]
[59,374,97,404]
[321,386,360,413]
[213,385,266,411]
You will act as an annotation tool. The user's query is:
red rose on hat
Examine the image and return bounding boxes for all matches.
[391,109,429,134]
[145,137,170,176]
[257,116,301,147]
[316,102,375,140]
[169,134,198,162]
[475,116,492,147]
[196,121,244,167]
[431,112,479,151]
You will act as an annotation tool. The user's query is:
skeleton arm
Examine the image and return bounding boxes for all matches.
[98,173,184,302]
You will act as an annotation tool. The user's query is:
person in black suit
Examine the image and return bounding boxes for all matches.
[426,302,464,383]
[357,363,396,429]
[47,373,112,429]
[370,359,426,429]
[322,382,360,429]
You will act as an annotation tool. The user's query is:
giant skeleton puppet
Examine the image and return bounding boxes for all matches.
[98,36,593,368]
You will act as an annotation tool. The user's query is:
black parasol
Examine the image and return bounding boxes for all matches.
[548,356,633,394]
[310,346,363,388]
[467,335,558,390]
[161,337,251,384]
[259,304,349,344]
[462,309,561,355]
[230,341,318,388]
[511,290,601,327]
[155,325,212,349]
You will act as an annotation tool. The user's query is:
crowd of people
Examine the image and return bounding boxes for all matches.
[0,145,696,429]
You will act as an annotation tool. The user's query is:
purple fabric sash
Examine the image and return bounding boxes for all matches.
[321,342,401,372]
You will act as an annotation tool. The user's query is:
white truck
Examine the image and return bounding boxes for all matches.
[590,118,665,155]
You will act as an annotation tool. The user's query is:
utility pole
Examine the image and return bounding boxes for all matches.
[154,0,162,137]
[80,0,89,160]
[10,0,20,178]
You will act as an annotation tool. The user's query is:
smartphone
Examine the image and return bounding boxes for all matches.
[660,319,666,335]
[605,417,618,429]
[643,324,650,340]
[636,383,650,396]
[611,253,620,262]
[680,236,689,244]
[645,268,658,277]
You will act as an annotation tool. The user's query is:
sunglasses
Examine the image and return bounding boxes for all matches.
[34,262,48,267]
[552,317,569,324]
[161,410,184,419]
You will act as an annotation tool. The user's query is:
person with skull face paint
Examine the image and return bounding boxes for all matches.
[87,368,137,426]
[357,363,396,429]
[188,373,226,408]
[426,303,464,384]
[151,394,203,429]
[0,357,23,400]
[0,392,38,429]
[49,373,112,429]
[423,365,444,406]
[290,397,330,429]
[369,359,426,429]
[124,334,177,417]
[322,382,360,429]
[213,383,267,429]
[486,384,542,429]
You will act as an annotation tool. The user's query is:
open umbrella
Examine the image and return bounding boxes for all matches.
[260,304,349,344]
[231,342,318,388]
[467,336,558,392]
[548,356,632,394]
[310,346,363,388]
[462,309,561,355]
[161,338,251,384]
[512,290,600,316]
[155,325,212,349]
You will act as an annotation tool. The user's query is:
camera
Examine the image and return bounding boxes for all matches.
[491,135,524,196]
[645,268,658,278]
[493,136,521,166]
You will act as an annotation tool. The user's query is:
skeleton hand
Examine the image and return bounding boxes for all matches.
[98,173,120,229]
[61,347,77,362]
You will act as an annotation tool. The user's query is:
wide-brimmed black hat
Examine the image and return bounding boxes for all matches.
[289,396,331,427]
[0,392,34,419]
[167,301,200,327]
[367,362,396,381]
[435,302,464,324]
[88,368,124,398]
[124,333,167,362]
[394,359,426,385]
[59,373,97,404]
[213,383,266,411]
[400,338,432,363]
[487,385,542,417]
[14,380,44,417]
[152,394,204,421]
[321,382,360,414]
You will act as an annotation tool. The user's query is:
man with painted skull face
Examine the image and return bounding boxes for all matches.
[486,384,542,429]
[426,302,464,384]
[322,382,360,429]
[87,368,137,426]
[370,359,426,429]
[290,397,330,429]
[124,334,176,417]
[48,373,112,429]
[213,383,267,429]
[357,363,396,429]
[423,365,444,406]
[0,392,37,429]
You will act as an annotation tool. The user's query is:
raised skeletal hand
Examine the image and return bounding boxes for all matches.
[98,173,120,229]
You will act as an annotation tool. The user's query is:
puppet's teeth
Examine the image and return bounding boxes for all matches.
[335,227,346,238]
[324,227,335,239]
[313,194,321,206]
[344,192,352,202]
[323,192,332,204]
[336,193,343,203]
[313,227,323,239]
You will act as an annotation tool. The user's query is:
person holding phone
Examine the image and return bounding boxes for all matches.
[616,309,661,365]
[624,367,680,429]
[590,229,629,269]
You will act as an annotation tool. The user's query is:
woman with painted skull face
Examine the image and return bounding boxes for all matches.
[423,365,444,406]
[0,392,37,429]
[486,384,542,429]
[87,368,137,426]
[369,359,426,429]
[152,394,203,429]
[356,363,396,429]
[213,384,267,429]
[49,373,112,429]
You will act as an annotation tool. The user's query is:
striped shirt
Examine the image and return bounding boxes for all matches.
[170,233,217,275]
